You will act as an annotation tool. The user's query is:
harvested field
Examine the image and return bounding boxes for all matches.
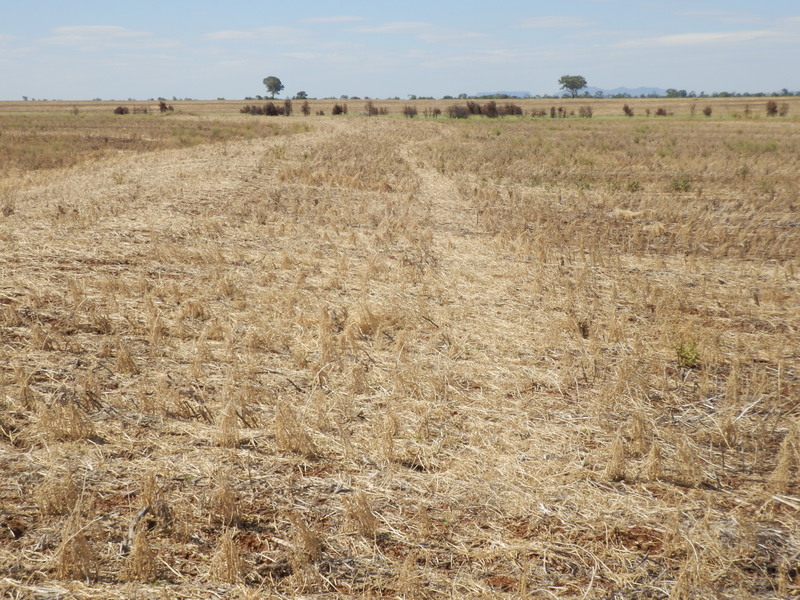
[0,101,798,599]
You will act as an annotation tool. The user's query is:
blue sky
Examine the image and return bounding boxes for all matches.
[1,0,798,100]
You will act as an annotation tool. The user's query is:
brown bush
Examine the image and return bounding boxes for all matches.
[447,105,470,119]
[114,106,129,115]
[766,100,778,116]
[403,105,418,118]
[655,107,667,116]
[500,103,523,116]
[578,105,593,118]
[483,101,498,118]
[703,105,713,117]
[623,104,634,117]
[466,101,482,115]
[301,100,310,116]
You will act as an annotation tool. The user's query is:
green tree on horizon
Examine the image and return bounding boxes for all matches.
[559,75,588,98]
[263,76,284,99]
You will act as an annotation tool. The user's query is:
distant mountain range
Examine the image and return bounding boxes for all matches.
[474,91,533,98]
[585,86,667,97]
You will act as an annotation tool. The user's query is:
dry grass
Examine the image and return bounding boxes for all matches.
[0,100,798,599]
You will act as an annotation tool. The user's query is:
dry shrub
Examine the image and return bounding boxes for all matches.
[482,101,498,118]
[210,528,245,583]
[675,437,703,487]
[345,492,379,539]
[290,514,323,566]
[766,100,779,116]
[769,425,798,493]
[578,105,593,118]
[447,105,469,119]
[35,472,79,516]
[500,103,523,116]
[53,513,97,581]
[214,397,240,448]
[702,105,713,117]
[116,341,139,374]
[605,432,627,481]
[644,441,664,481]
[274,401,319,458]
[402,105,418,118]
[623,104,634,117]
[38,402,96,442]
[208,469,240,527]
[122,526,157,582]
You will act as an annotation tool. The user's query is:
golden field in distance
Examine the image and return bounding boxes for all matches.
[0,98,798,599]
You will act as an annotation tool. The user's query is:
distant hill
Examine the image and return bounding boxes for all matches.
[474,91,532,98]
[586,86,667,97]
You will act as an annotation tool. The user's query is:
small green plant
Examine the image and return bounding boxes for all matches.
[666,174,692,193]
[675,339,700,368]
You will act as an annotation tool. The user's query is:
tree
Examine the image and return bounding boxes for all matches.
[263,76,284,99]
[294,91,308,100]
[558,75,588,98]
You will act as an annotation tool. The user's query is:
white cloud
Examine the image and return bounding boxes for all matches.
[351,22,433,34]
[418,31,487,44]
[282,52,325,60]
[40,26,177,50]
[615,30,778,48]
[203,26,305,43]
[516,16,594,29]
[675,10,760,25]
[203,30,253,40]
[303,16,367,24]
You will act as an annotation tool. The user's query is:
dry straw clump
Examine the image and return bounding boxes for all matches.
[0,99,798,598]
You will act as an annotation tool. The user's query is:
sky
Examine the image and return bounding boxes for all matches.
[1,0,798,100]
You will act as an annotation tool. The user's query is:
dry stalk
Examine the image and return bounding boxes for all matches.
[605,431,627,481]
[208,469,240,527]
[275,401,318,459]
[290,513,323,566]
[52,512,98,581]
[210,528,245,583]
[35,472,78,516]
[122,525,157,582]
[345,491,379,539]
